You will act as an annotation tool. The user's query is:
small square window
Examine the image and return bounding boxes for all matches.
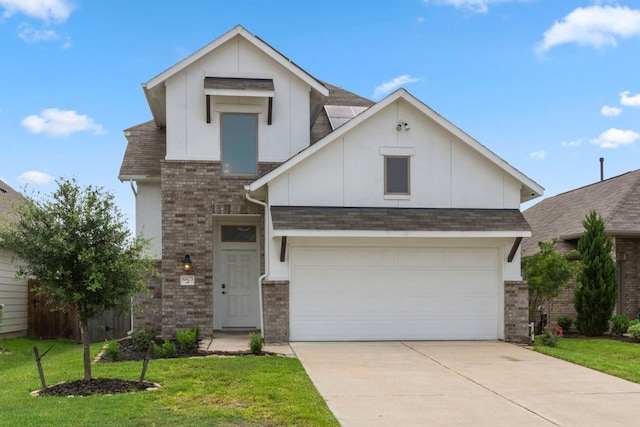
[385,156,410,195]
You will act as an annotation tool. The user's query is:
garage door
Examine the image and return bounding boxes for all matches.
[289,246,499,341]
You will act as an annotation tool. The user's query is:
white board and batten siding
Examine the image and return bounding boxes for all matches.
[0,248,27,336]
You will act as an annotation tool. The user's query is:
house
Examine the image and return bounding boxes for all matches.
[0,179,28,338]
[119,25,543,342]
[523,170,640,325]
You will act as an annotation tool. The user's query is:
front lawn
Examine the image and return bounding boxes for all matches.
[0,337,338,427]
[534,337,640,384]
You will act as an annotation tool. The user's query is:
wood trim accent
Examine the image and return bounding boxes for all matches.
[507,236,523,263]
[279,235,287,262]
[267,97,273,125]
[206,95,211,123]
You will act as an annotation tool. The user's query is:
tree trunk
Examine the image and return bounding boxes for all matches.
[80,321,92,381]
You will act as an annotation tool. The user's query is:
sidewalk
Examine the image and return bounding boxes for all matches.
[198,332,295,357]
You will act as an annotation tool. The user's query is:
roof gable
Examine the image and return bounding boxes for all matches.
[143,25,328,127]
[0,179,24,223]
[522,169,640,256]
[248,88,543,203]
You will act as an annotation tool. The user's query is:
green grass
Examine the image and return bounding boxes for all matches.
[534,337,640,383]
[0,337,339,427]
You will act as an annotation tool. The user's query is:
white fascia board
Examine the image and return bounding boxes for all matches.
[248,89,542,198]
[118,175,161,183]
[272,229,532,238]
[144,25,328,97]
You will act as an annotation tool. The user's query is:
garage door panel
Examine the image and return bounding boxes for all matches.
[290,246,499,341]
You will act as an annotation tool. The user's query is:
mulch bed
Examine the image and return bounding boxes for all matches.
[34,378,159,397]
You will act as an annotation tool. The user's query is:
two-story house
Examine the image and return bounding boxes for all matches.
[119,25,543,343]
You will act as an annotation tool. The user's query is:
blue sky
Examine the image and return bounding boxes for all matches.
[1,0,639,228]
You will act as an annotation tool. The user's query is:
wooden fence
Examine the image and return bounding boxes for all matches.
[27,280,131,342]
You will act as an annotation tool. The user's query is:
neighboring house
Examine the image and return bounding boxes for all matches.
[119,25,543,342]
[0,180,28,338]
[523,169,640,325]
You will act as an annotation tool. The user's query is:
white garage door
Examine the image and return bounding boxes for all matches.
[289,246,499,341]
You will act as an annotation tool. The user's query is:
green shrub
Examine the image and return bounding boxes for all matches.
[153,340,176,358]
[176,327,199,352]
[131,328,156,352]
[611,315,630,335]
[628,323,640,340]
[104,340,120,361]
[629,319,640,328]
[557,316,573,332]
[249,332,264,355]
[537,327,559,347]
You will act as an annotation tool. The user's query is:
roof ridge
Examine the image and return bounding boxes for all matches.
[549,169,640,199]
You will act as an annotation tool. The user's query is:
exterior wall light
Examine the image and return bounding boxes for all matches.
[182,254,192,271]
[396,121,410,131]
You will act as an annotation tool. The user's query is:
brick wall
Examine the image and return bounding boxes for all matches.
[133,260,163,332]
[148,160,279,338]
[262,280,289,342]
[504,280,531,344]
[542,277,577,328]
[616,237,640,320]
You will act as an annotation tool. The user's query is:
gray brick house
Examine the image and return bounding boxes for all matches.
[523,169,640,325]
[119,25,542,342]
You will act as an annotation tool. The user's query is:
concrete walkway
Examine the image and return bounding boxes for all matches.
[292,341,640,427]
[198,332,295,356]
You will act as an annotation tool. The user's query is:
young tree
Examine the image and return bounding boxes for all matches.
[522,239,578,323]
[574,210,617,336]
[0,178,157,381]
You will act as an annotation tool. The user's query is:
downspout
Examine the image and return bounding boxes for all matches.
[244,186,267,335]
[127,180,137,335]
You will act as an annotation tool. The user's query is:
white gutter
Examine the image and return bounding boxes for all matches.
[243,187,267,336]
[127,179,137,335]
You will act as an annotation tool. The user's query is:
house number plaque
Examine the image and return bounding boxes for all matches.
[180,275,195,286]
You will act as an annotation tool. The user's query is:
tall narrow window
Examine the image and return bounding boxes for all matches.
[385,156,410,195]
[221,113,257,175]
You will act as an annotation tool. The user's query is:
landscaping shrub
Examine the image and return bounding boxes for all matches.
[628,323,640,340]
[131,327,156,352]
[176,327,199,352]
[104,340,120,361]
[557,316,573,332]
[611,315,630,335]
[249,332,264,355]
[538,326,560,347]
[153,340,176,358]
[630,319,640,328]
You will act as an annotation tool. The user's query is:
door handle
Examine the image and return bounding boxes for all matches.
[222,291,226,294]
[222,283,226,288]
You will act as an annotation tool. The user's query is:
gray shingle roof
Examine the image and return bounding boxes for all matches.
[0,179,23,223]
[522,169,640,256]
[271,206,531,233]
[118,120,166,179]
[310,82,374,144]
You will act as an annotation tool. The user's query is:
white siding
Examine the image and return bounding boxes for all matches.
[136,182,162,259]
[0,248,27,336]
[164,36,311,163]
[268,100,523,210]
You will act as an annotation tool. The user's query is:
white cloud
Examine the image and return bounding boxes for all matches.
[373,75,420,99]
[537,5,640,53]
[591,128,639,148]
[21,108,105,137]
[18,171,54,185]
[620,91,640,107]
[422,0,527,14]
[601,105,622,117]
[0,0,74,23]
[18,23,59,43]
[561,138,583,147]
[529,150,547,160]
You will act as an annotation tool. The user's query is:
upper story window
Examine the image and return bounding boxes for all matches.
[385,156,410,195]
[221,113,257,175]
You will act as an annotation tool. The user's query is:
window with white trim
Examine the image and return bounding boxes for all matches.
[221,113,257,175]
[385,156,410,195]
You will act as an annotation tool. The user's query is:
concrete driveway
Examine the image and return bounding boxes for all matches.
[291,341,640,427]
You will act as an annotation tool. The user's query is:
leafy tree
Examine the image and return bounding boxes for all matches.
[522,239,578,322]
[0,178,157,380]
[574,210,617,336]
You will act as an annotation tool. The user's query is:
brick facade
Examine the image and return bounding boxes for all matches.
[133,260,163,332]
[504,280,531,344]
[139,160,279,338]
[262,280,289,342]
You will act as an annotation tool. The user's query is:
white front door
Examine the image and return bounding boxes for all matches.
[220,249,259,328]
